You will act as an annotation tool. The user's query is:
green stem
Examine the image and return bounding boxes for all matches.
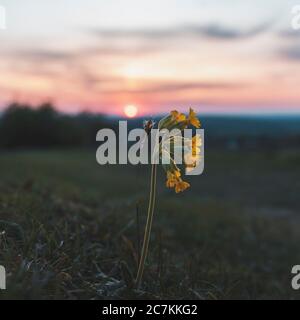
[135,163,157,288]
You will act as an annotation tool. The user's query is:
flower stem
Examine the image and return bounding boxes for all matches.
[135,163,157,288]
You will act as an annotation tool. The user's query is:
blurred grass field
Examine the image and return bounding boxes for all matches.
[0,148,300,299]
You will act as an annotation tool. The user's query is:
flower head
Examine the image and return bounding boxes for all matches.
[156,108,202,193]
[175,179,190,193]
[166,170,180,188]
[166,169,190,193]
[170,110,186,123]
[158,110,184,131]
[187,108,201,128]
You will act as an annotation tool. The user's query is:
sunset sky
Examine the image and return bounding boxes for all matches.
[1,0,300,116]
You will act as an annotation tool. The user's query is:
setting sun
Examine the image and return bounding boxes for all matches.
[124,104,138,118]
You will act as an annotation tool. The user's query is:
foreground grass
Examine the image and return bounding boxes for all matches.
[0,149,300,299]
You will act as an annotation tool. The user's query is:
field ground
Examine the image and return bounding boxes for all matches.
[0,149,300,299]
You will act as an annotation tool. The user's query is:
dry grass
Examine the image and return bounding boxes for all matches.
[0,149,300,299]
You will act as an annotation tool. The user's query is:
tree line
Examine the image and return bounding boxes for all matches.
[0,103,113,149]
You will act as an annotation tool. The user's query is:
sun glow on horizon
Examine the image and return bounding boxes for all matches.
[124,104,138,118]
[1,2,300,115]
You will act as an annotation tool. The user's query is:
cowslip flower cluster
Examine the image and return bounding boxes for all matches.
[157,108,201,193]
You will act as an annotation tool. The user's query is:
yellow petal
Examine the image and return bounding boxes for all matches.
[192,135,201,155]
[175,180,190,193]
[188,108,200,128]
[171,110,186,123]
[166,171,176,188]
[174,169,181,178]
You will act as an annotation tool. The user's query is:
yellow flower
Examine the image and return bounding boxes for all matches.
[191,135,201,155]
[166,171,176,188]
[173,170,181,178]
[170,110,186,123]
[185,154,200,173]
[159,108,202,192]
[187,108,200,128]
[184,134,201,172]
[166,170,190,193]
[185,159,201,173]
[175,180,190,193]
[185,153,200,165]
[166,170,180,188]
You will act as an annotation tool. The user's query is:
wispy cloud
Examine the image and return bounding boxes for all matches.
[196,21,273,39]
[88,22,273,41]
[16,50,74,61]
[279,45,300,60]
[278,29,300,39]
[276,28,300,61]
[97,80,244,95]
